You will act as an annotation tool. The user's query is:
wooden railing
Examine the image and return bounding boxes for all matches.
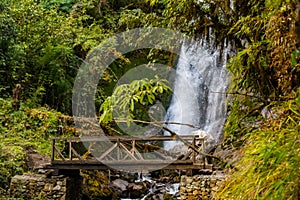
[50,135,211,170]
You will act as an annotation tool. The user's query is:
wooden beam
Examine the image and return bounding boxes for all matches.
[52,135,202,142]
[54,145,66,161]
[119,143,138,160]
[130,141,144,160]
[182,149,192,160]
[71,147,83,161]
[97,143,118,160]
[46,159,206,171]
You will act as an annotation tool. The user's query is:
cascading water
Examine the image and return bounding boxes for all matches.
[164,39,230,151]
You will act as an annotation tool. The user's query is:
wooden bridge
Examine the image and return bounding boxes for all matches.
[45,135,212,172]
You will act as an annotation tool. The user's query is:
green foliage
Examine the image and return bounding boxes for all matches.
[0,98,60,154]
[146,0,244,44]
[225,0,300,140]
[0,0,177,114]
[25,85,46,108]
[228,0,299,98]
[99,76,171,126]
[0,0,121,113]
[0,144,26,195]
[0,0,81,113]
[228,40,275,98]
[118,8,159,29]
[42,0,78,13]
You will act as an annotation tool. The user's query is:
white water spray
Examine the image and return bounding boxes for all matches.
[164,40,229,151]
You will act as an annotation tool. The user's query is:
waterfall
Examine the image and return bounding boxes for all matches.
[164,40,230,151]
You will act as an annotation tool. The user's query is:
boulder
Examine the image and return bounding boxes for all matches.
[127,182,148,199]
[112,179,128,191]
[191,130,216,152]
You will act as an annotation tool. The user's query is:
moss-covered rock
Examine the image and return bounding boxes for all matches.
[82,170,117,200]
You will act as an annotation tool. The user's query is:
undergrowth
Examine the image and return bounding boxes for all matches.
[217,91,300,199]
[0,98,76,196]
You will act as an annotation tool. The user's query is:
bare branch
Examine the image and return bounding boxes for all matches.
[114,119,201,129]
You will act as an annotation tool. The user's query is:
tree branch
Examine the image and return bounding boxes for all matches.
[114,119,201,129]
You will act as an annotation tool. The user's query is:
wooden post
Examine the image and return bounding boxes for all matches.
[201,138,206,165]
[192,137,196,163]
[51,139,55,162]
[69,141,72,160]
[131,140,135,157]
[132,140,135,152]
[117,139,120,160]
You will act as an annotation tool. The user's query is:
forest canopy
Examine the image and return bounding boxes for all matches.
[2,0,299,113]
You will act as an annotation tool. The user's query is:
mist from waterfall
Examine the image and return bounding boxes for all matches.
[164,40,230,151]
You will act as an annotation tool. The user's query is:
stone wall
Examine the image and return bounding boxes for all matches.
[180,175,225,200]
[9,174,82,200]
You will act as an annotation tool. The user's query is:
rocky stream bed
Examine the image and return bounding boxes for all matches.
[109,171,181,200]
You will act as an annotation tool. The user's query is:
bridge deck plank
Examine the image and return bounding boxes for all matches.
[45,160,205,170]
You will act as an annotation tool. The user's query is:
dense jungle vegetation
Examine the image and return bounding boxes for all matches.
[0,0,299,199]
